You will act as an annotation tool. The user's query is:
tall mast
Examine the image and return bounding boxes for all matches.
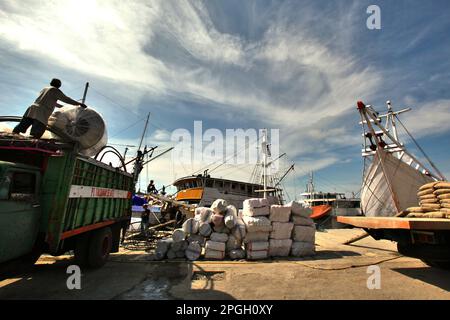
[262,129,268,199]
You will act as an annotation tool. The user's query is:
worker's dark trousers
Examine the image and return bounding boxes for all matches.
[13,117,46,138]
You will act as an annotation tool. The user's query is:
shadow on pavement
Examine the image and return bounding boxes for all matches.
[392,267,450,292]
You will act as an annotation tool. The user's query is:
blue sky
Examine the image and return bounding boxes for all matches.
[1,0,449,198]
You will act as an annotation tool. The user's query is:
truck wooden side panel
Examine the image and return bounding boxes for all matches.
[42,152,133,253]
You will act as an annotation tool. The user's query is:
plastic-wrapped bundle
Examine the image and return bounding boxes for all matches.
[269,239,292,257]
[211,199,228,214]
[155,238,173,260]
[48,106,107,157]
[291,215,315,226]
[182,218,199,235]
[287,201,312,218]
[246,241,269,251]
[228,249,246,260]
[185,242,202,261]
[198,223,212,237]
[205,240,226,252]
[292,225,315,243]
[246,249,268,260]
[226,235,242,251]
[172,229,186,242]
[205,249,225,260]
[224,205,237,228]
[243,198,270,216]
[210,232,229,243]
[242,215,272,233]
[270,222,294,240]
[187,234,206,246]
[195,207,213,223]
[231,219,246,241]
[269,205,291,222]
[243,231,270,243]
[291,241,315,257]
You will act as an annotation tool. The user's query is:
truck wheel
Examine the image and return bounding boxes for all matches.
[422,259,450,270]
[74,234,90,267]
[87,227,112,268]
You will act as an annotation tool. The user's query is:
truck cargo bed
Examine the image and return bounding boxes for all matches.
[337,216,450,230]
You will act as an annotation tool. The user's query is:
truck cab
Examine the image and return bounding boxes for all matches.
[0,161,42,264]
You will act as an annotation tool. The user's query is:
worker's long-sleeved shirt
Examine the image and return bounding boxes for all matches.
[25,86,80,125]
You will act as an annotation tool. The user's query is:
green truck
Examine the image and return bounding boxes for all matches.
[0,126,135,270]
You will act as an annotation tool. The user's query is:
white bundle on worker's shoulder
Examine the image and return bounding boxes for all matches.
[48,105,107,157]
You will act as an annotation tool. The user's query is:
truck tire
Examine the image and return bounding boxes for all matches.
[87,227,112,268]
[74,234,90,267]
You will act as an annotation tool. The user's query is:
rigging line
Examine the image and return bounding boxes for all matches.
[208,138,259,174]
[109,119,145,139]
[395,115,446,180]
[89,87,142,119]
[192,137,258,176]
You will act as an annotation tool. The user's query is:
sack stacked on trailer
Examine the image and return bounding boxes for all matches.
[288,201,316,257]
[407,181,450,218]
[268,204,293,257]
[242,198,271,260]
[435,181,450,218]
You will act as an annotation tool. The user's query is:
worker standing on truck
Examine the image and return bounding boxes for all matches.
[141,204,150,236]
[147,180,157,194]
[13,78,87,138]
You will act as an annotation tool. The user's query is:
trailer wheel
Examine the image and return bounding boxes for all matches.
[88,227,112,268]
[421,259,450,270]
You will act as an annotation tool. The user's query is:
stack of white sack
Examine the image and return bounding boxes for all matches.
[154,236,187,260]
[242,198,272,260]
[269,205,293,257]
[288,201,316,257]
[175,199,244,260]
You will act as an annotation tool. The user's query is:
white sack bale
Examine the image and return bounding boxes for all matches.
[205,249,225,260]
[210,232,229,243]
[213,224,230,234]
[246,250,268,260]
[270,222,294,240]
[185,242,202,261]
[211,199,228,214]
[269,205,291,222]
[291,215,315,226]
[167,249,177,260]
[287,201,312,218]
[269,239,292,257]
[244,198,269,209]
[205,240,226,252]
[228,249,246,260]
[194,207,213,223]
[211,213,225,227]
[172,228,186,242]
[171,240,188,252]
[155,238,173,260]
[198,223,212,237]
[224,205,237,228]
[231,219,246,241]
[226,235,242,251]
[291,241,315,257]
[182,218,199,235]
[246,241,269,251]
[292,225,316,243]
[243,231,270,243]
[242,206,270,217]
[175,250,186,258]
[187,234,206,246]
[242,215,272,233]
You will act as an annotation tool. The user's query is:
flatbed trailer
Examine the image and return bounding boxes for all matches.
[338,216,450,269]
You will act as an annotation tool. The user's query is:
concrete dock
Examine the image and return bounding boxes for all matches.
[1,229,449,300]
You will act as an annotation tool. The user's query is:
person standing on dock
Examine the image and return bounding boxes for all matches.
[13,78,87,138]
[141,204,150,236]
